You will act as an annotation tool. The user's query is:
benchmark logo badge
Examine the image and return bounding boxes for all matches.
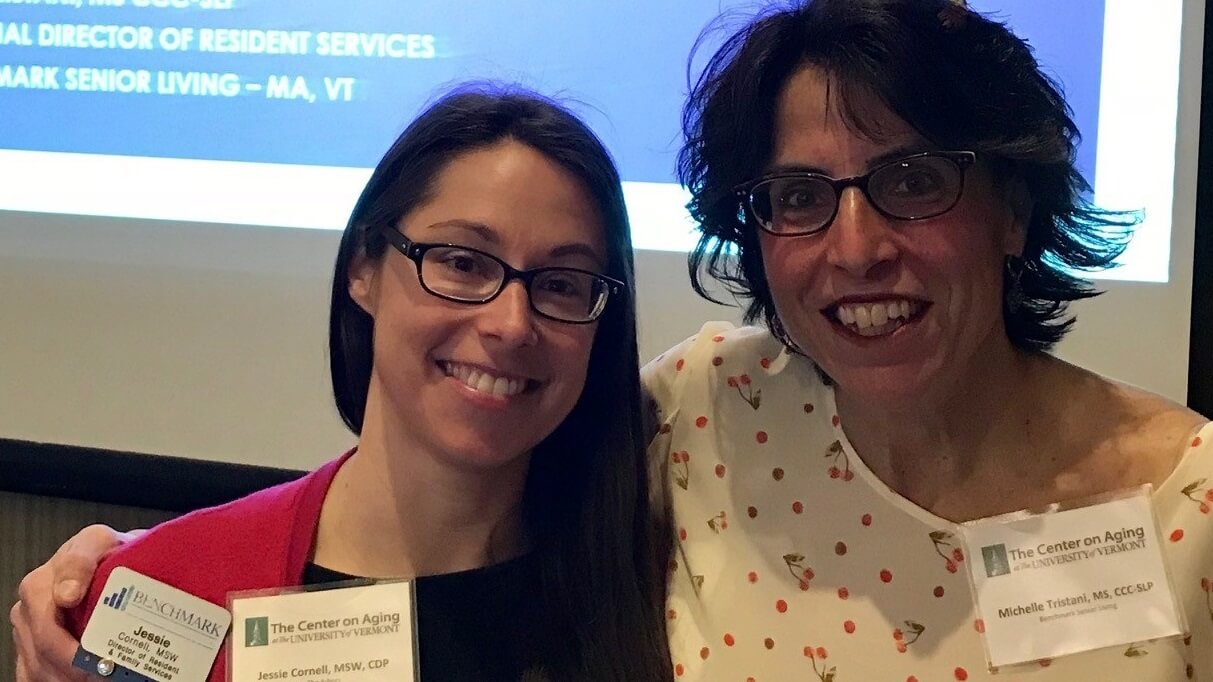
[982,544,1011,577]
[245,617,269,647]
[102,585,133,611]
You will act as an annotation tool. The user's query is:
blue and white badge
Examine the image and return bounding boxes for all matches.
[74,567,232,682]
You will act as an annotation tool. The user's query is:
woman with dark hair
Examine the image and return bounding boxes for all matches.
[646,0,1211,678]
[12,84,672,682]
[12,3,1213,680]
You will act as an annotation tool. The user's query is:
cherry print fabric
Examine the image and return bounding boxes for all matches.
[643,322,1213,681]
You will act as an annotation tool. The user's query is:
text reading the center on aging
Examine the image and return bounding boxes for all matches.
[1006,526,1147,570]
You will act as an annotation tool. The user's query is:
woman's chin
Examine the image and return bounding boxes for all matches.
[433,435,535,472]
[827,363,942,412]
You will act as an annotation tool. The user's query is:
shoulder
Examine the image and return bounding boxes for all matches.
[1053,360,1208,487]
[111,471,311,571]
[642,322,784,409]
[67,461,340,635]
[1100,379,1206,472]
[642,323,787,515]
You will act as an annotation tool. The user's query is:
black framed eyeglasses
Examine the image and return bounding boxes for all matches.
[379,228,625,324]
[735,151,977,236]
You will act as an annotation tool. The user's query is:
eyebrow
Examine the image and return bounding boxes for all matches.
[548,243,606,268]
[765,143,935,177]
[424,219,606,269]
[425,219,499,243]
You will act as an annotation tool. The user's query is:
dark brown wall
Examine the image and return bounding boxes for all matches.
[0,492,174,678]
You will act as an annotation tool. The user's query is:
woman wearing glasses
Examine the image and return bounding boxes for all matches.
[650,0,1211,679]
[12,2,1213,681]
[11,85,672,682]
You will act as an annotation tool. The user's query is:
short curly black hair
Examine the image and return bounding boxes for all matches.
[679,0,1135,352]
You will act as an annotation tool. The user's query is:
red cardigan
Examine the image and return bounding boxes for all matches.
[67,452,352,682]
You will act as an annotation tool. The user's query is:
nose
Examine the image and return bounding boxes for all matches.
[823,186,900,279]
[477,280,540,347]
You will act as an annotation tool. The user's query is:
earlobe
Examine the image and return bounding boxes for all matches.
[347,254,379,316]
[1003,212,1029,257]
[1002,180,1032,257]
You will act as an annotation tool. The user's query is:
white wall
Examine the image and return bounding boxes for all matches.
[0,204,1197,471]
[0,213,738,470]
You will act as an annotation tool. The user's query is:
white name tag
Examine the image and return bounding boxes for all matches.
[960,489,1186,668]
[76,567,232,682]
[228,581,418,682]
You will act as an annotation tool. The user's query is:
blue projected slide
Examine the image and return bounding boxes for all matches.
[0,1,726,180]
[0,1,1186,280]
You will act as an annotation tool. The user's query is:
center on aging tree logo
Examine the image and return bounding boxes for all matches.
[982,544,1011,577]
[244,617,269,647]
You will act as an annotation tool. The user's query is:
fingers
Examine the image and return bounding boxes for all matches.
[13,597,73,681]
[11,602,29,681]
[11,525,136,681]
[14,657,34,682]
[49,525,125,609]
[12,524,123,682]
[12,594,92,682]
[19,561,88,679]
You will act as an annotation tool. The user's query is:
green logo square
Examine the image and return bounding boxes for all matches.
[982,544,1011,577]
[244,617,269,647]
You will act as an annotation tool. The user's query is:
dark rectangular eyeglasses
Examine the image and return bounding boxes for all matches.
[379,228,625,324]
[735,150,977,236]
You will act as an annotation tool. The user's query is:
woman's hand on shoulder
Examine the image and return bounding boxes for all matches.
[11,524,140,681]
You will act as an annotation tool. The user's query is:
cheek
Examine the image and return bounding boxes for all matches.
[944,184,1019,258]
[370,315,428,378]
[560,327,598,381]
[541,326,598,413]
[369,288,447,369]
[758,235,824,309]
[929,214,1010,287]
[909,213,1012,335]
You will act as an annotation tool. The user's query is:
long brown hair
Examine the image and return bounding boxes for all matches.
[328,83,671,680]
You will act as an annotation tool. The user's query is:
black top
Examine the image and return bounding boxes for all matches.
[305,554,565,681]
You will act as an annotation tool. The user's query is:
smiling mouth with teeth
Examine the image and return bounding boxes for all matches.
[440,361,536,398]
[829,300,926,338]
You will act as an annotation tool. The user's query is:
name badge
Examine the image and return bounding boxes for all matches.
[74,567,232,682]
[960,488,1186,668]
[228,581,418,682]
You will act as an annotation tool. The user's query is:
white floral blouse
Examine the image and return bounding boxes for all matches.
[643,323,1213,681]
